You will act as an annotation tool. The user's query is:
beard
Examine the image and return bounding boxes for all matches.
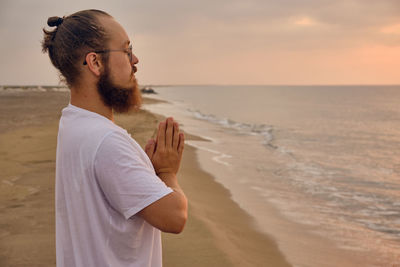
[97,64,142,114]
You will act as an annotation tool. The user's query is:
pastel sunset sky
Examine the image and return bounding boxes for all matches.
[0,0,399,85]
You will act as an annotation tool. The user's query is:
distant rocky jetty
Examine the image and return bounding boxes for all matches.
[140,86,157,94]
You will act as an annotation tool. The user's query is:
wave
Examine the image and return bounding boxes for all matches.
[188,109,275,147]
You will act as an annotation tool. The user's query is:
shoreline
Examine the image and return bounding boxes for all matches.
[0,92,291,266]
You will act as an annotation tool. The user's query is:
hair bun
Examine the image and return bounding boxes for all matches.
[47,16,64,27]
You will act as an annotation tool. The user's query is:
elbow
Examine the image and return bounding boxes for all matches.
[141,190,188,234]
[170,211,187,234]
[163,208,187,234]
[167,192,188,234]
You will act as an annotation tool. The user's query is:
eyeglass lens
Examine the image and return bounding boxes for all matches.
[128,46,133,62]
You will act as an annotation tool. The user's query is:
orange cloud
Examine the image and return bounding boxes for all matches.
[293,16,317,26]
[381,23,400,34]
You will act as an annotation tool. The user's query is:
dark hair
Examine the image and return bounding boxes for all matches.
[42,9,111,87]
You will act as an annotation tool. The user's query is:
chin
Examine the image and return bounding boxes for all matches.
[97,66,142,113]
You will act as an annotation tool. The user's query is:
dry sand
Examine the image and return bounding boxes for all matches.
[0,91,291,266]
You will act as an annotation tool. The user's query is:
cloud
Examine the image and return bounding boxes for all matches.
[293,16,318,26]
[381,23,400,35]
[0,0,399,85]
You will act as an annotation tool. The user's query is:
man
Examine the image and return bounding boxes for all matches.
[42,9,188,267]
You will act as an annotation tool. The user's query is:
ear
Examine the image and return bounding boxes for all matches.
[85,52,103,77]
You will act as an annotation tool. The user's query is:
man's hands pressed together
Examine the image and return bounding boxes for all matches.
[145,117,184,177]
[140,117,188,234]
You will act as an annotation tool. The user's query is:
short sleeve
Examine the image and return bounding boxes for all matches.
[94,131,173,220]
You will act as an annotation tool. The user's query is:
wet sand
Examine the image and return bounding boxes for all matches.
[0,90,291,266]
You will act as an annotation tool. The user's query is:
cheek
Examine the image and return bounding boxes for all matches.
[112,63,132,82]
[121,61,133,78]
[109,57,132,79]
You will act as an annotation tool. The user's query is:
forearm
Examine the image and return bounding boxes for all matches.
[158,172,187,214]
[158,173,185,196]
[149,172,187,233]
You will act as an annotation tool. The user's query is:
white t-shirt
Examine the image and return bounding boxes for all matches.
[55,104,173,267]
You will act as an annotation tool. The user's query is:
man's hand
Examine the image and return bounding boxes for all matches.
[145,117,184,176]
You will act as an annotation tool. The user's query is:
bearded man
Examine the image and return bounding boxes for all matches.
[42,9,187,267]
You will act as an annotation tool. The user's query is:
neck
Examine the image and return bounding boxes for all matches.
[70,85,114,122]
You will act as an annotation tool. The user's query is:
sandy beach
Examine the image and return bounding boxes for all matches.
[0,90,291,266]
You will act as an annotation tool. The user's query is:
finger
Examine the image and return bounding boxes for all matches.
[178,132,185,156]
[165,117,174,148]
[157,122,166,149]
[173,122,180,150]
[145,142,150,153]
[152,128,158,139]
[145,139,156,159]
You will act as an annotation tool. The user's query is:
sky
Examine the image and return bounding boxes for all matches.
[0,0,399,85]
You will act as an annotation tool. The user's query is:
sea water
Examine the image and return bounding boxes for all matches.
[144,85,400,267]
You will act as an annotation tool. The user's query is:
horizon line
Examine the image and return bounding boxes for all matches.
[1,83,400,87]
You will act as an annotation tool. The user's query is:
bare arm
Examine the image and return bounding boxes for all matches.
[139,118,188,234]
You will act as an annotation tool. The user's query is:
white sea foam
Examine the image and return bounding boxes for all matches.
[186,141,232,166]
[188,109,274,147]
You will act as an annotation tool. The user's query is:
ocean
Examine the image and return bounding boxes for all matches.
[144,85,400,267]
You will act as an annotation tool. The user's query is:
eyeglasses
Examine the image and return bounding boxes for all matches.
[83,45,133,65]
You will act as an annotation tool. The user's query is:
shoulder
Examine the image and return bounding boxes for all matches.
[98,130,138,153]
[59,104,118,141]
[95,129,149,165]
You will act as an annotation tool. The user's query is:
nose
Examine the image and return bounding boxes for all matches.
[131,53,139,65]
